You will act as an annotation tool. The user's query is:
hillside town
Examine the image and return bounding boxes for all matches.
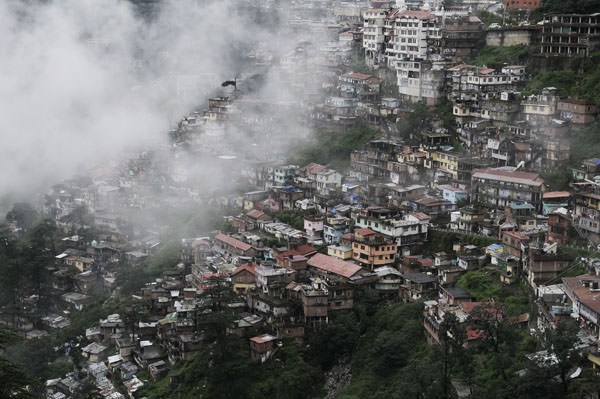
[5,0,600,398]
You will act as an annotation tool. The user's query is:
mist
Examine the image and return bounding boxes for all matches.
[0,0,311,199]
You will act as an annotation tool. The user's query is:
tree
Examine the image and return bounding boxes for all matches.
[439,312,467,399]
[471,302,506,353]
[0,326,37,398]
[6,203,38,231]
[544,321,580,394]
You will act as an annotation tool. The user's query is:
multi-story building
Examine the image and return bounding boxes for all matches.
[562,274,600,339]
[557,98,597,125]
[363,8,396,67]
[548,208,570,246]
[351,228,398,270]
[471,167,545,211]
[273,165,300,186]
[396,59,448,105]
[572,183,600,245]
[338,72,382,100]
[521,87,559,127]
[354,208,429,255]
[540,13,600,57]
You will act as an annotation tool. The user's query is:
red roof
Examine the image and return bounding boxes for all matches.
[461,302,503,319]
[417,258,434,268]
[307,253,363,278]
[543,191,571,199]
[472,168,541,186]
[294,244,317,257]
[231,262,257,277]
[276,249,299,261]
[193,239,210,246]
[409,212,431,221]
[415,197,447,207]
[503,231,529,241]
[250,334,277,344]
[466,328,484,341]
[303,162,327,175]
[246,209,266,219]
[343,72,374,81]
[354,228,377,236]
[215,233,252,251]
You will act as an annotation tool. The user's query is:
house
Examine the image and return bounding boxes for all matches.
[471,167,545,211]
[351,228,398,271]
[149,360,169,381]
[501,231,529,259]
[300,280,329,326]
[82,342,108,362]
[543,191,570,215]
[338,72,381,99]
[323,216,350,244]
[250,334,278,363]
[562,274,600,339]
[411,197,454,217]
[307,253,365,282]
[457,207,485,234]
[214,233,256,257]
[316,169,343,194]
[505,202,537,230]
[304,215,324,242]
[374,266,403,295]
[119,362,138,380]
[88,362,109,380]
[547,208,570,246]
[540,14,600,57]
[230,262,258,294]
[526,247,573,289]
[61,292,91,311]
[133,341,167,369]
[441,185,469,205]
[401,273,437,302]
[327,245,352,260]
[557,98,596,125]
[440,286,474,305]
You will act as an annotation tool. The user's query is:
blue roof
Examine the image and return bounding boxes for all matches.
[488,244,502,250]
[282,185,296,191]
[591,159,600,165]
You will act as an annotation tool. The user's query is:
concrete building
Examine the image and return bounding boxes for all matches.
[471,167,545,210]
[540,13,600,57]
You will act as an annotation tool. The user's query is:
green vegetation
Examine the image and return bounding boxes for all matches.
[294,123,379,170]
[457,268,531,315]
[471,45,534,70]
[524,64,600,103]
[336,302,441,398]
[569,122,600,167]
[475,10,504,27]
[542,170,570,191]
[348,49,369,75]
[273,210,305,230]
[534,0,600,16]
[0,326,37,398]
[422,230,499,255]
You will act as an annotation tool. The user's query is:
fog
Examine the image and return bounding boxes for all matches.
[0,0,311,198]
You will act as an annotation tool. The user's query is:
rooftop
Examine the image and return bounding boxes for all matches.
[307,253,363,279]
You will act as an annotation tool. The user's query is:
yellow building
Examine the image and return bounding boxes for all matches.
[75,257,94,272]
[431,151,459,179]
[328,245,353,260]
[230,262,257,294]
